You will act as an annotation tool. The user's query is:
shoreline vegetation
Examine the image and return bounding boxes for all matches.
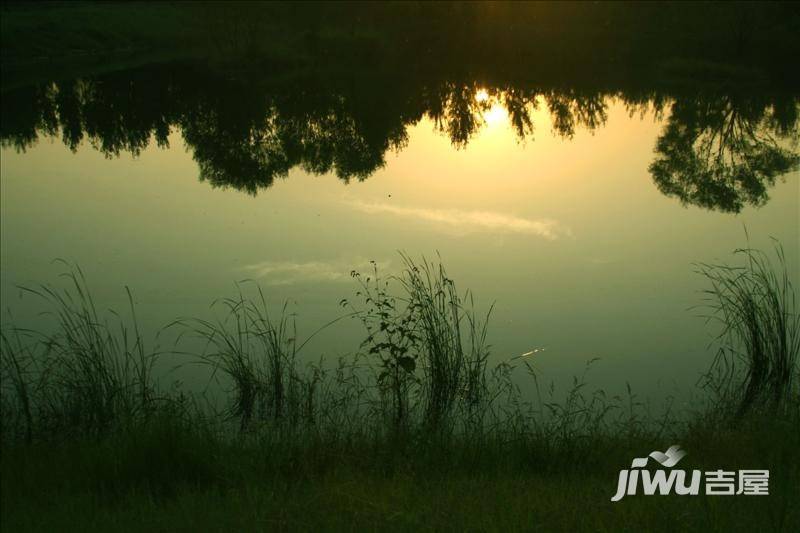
[1,245,798,531]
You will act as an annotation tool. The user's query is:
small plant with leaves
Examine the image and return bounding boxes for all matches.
[344,261,420,429]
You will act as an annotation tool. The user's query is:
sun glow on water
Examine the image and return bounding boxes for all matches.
[483,102,508,127]
[475,88,509,127]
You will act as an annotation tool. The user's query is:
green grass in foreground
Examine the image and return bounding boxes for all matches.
[2,415,798,531]
[1,246,798,531]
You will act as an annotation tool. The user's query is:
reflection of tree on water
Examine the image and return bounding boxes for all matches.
[1,66,797,211]
[649,95,799,213]
[181,90,407,193]
[545,90,607,139]
[1,77,172,157]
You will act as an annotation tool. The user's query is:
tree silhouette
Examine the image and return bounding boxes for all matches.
[649,95,799,212]
[1,65,797,210]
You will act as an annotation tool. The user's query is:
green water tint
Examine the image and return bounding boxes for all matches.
[1,65,798,401]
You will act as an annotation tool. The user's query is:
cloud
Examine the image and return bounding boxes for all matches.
[587,257,616,265]
[240,258,391,285]
[350,201,570,239]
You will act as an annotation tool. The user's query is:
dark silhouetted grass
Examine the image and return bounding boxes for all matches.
[696,240,800,418]
[2,263,160,440]
[183,286,302,430]
[1,248,798,531]
[344,255,492,432]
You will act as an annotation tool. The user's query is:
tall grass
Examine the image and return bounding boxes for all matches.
[1,263,159,441]
[0,325,36,444]
[2,246,797,449]
[2,248,799,531]
[346,255,492,431]
[696,240,800,417]
[398,254,492,428]
[182,286,301,430]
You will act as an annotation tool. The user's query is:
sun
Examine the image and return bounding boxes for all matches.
[475,88,490,102]
[475,88,508,127]
[483,102,508,126]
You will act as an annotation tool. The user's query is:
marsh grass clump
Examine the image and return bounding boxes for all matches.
[2,245,797,472]
[696,240,800,418]
[346,255,492,431]
[399,254,493,428]
[2,250,800,528]
[1,263,160,441]
[184,285,303,431]
[0,326,37,444]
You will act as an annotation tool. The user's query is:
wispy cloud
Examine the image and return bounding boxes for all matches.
[587,257,616,265]
[240,258,391,285]
[350,201,570,239]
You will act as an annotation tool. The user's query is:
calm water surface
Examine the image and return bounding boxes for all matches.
[1,69,798,400]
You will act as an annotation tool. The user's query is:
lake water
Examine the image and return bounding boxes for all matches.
[1,66,798,402]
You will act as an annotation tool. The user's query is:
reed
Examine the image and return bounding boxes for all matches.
[696,240,800,417]
[2,250,799,529]
[1,245,797,449]
[398,254,492,428]
[183,285,302,431]
[0,325,36,444]
[1,263,158,440]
